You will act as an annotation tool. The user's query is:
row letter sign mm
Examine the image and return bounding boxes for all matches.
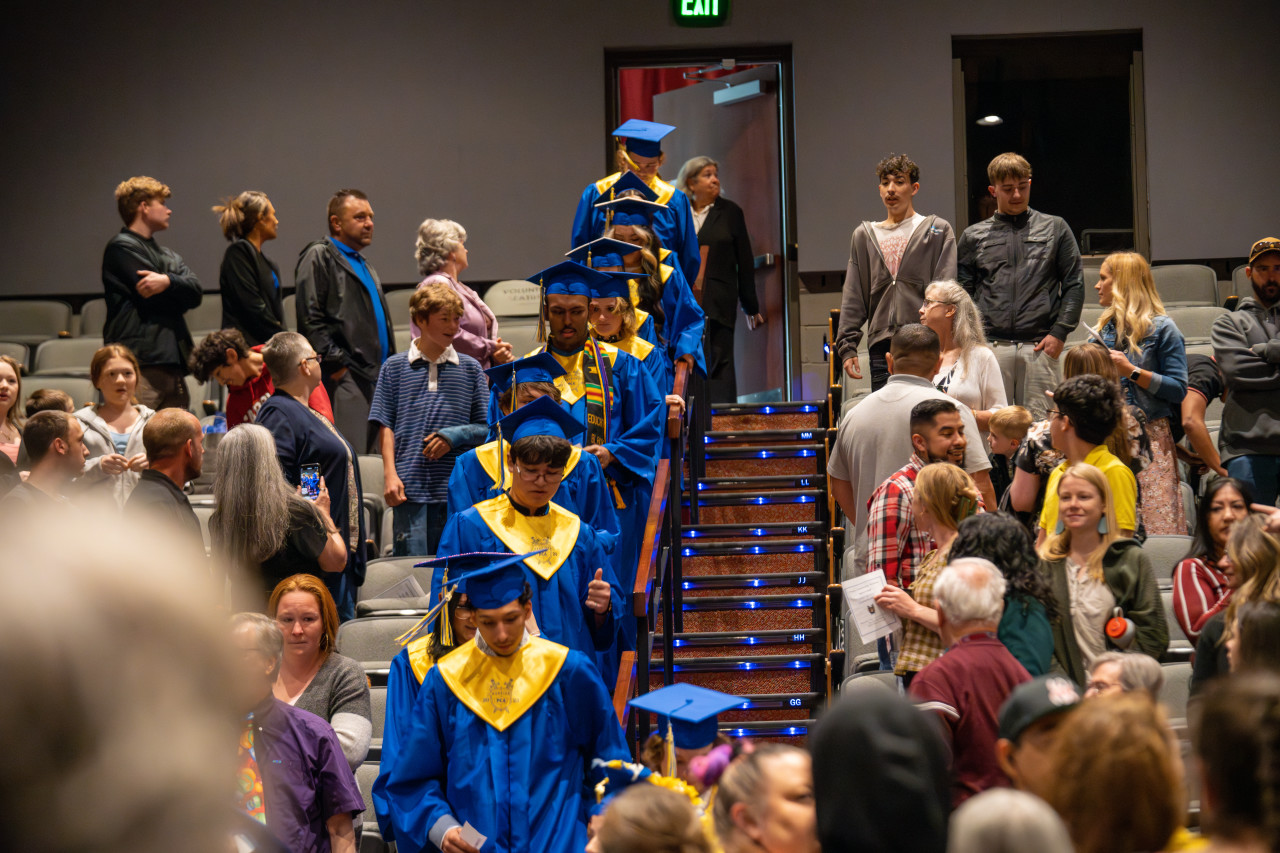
[672,0,729,27]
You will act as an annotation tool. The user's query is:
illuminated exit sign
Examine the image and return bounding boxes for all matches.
[672,0,729,27]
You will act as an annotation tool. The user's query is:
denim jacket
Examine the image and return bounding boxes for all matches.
[1101,313,1188,422]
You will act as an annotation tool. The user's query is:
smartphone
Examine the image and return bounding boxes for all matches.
[300,463,321,500]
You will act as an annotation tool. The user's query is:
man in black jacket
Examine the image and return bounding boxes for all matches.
[957,153,1083,420]
[295,189,395,452]
[102,176,204,410]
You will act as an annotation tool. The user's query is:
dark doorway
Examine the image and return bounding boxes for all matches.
[953,31,1146,257]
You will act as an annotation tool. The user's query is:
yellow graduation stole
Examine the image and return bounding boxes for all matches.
[471,494,580,580]
[436,636,569,731]
[608,333,654,363]
[407,636,437,683]
[594,171,677,206]
[475,442,581,498]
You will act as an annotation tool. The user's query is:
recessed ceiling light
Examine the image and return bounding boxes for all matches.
[976,114,1004,126]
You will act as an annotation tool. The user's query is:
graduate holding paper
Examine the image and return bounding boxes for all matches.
[385,555,629,853]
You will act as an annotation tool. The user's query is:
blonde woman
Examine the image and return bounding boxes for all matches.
[1036,463,1167,685]
[0,355,22,465]
[874,462,981,685]
[1095,252,1188,534]
[919,280,1006,431]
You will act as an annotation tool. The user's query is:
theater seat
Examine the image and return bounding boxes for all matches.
[1166,306,1227,344]
[0,341,28,370]
[357,557,430,617]
[1159,661,1192,720]
[192,505,214,554]
[1152,264,1217,306]
[384,287,415,330]
[23,374,96,409]
[336,615,424,677]
[840,670,897,694]
[1142,535,1192,587]
[283,293,298,331]
[353,763,390,853]
[367,686,386,763]
[33,337,103,375]
[485,280,542,317]
[79,298,108,337]
[183,293,223,337]
[0,299,73,347]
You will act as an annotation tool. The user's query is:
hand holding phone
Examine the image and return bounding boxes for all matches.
[300,463,322,500]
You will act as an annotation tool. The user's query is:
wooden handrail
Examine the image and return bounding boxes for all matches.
[632,457,671,614]
[613,651,637,724]
[667,360,691,439]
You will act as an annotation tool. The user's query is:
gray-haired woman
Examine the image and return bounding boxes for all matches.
[918,279,1006,431]
[212,423,347,609]
[411,218,511,368]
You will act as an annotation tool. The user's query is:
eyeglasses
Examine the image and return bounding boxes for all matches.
[922,298,953,307]
[1046,409,1063,420]
[513,465,562,484]
[300,354,321,366]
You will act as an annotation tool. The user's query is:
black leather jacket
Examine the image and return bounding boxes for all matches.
[294,239,396,384]
[101,228,203,369]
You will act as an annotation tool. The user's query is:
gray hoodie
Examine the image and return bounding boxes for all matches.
[1212,296,1280,461]
[75,403,155,507]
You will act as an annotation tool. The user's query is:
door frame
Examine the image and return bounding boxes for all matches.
[604,44,801,399]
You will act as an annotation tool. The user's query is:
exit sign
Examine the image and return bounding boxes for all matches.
[672,0,729,27]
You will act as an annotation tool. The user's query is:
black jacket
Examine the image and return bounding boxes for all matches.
[957,208,1083,342]
[101,228,203,369]
[219,238,286,346]
[294,239,396,385]
[696,196,759,327]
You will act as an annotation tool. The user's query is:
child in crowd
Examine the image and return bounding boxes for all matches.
[988,405,1032,509]
[24,388,75,417]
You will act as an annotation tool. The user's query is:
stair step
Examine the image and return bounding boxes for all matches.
[650,653,824,672]
[704,443,822,461]
[692,503,819,525]
[710,402,822,433]
[704,427,825,445]
[685,489,821,507]
[681,570,824,589]
[662,593,823,633]
[684,521,826,540]
[694,474,825,491]
[703,457,820,477]
[680,553,820,580]
[656,628,825,650]
[680,537,822,557]
[720,719,813,739]
[649,663,815,695]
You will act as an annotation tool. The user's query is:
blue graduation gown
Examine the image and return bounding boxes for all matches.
[572,172,702,288]
[634,252,706,378]
[385,641,629,853]
[372,645,430,844]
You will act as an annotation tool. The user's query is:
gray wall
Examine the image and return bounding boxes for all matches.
[4,0,1276,297]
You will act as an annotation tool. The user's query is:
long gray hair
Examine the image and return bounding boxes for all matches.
[211,424,320,570]
[926,280,989,372]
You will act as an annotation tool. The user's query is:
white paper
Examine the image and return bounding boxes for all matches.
[1081,320,1106,344]
[460,822,487,850]
[841,569,902,645]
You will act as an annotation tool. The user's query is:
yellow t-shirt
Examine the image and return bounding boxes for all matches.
[1039,444,1138,534]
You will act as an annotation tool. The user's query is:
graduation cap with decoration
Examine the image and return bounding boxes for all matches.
[394,551,541,647]
[565,237,640,272]
[484,351,566,399]
[628,683,745,778]
[612,119,676,159]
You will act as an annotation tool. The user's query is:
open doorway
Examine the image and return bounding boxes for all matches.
[605,46,799,401]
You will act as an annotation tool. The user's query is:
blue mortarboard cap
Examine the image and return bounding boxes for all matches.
[528,260,613,298]
[426,551,542,610]
[484,351,566,394]
[498,394,584,442]
[566,238,639,270]
[595,196,664,229]
[589,274,632,302]
[590,760,654,816]
[613,119,676,158]
[627,683,744,750]
[607,171,660,202]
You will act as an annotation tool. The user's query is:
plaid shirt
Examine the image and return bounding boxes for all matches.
[865,455,933,588]
[895,548,948,675]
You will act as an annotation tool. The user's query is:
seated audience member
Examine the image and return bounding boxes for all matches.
[1036,374,1138,542]
[24,387,74,417]
[588,781,711,853]
[256,331,365,621]
[919,279,1006,431]
[1227,600,1280,674]
[1174,478,1252,643]
[874,462,981,685]
[828,324,996,575]
[189,328,333,427]
[411,218,511,368]
[1036,462,1167,684]
[810,687,950,853]
[231,612,363,853]
[0,411,89,511]
[268,574,371,771]
[909,557,1031,805]
[213,191,287,347]
[1046,693,1182,853]
[1192,515,1280,694]
[75,344,153,507]
[1082,650,1165,699]
[713,745,820,853]
[1177,352,1227,482]
[994,675,1082,801]
[950,512,1057,676]
[987,404,1031,509]
[124,408,204,548]
[0,355,21,465]
[212,424,345,607]
[384,555,630,853]
[947,788,1073,853]
[1194,673,1280,853]
[369,283,489,556]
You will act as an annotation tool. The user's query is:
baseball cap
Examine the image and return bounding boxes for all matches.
[997,675,1081,742]
[1249,238,1280,265]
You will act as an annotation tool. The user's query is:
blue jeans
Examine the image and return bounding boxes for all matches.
[392,501,447,557]
[1227,455,1280,508]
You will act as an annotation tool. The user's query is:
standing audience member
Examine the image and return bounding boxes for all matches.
[874,462,981,685]
[1082,650,1165,699]
[1173,477,1252,642]
[1046,693,1182,853]
[588,782,711,853]
[101,176,203,410]
[713,745,820,853]
[947,789,1073,853]
[828,324,995,576]
[230,612,363,853]
[919,280,1006,431]
[213,190,287,346]
[949,512,1057,676]
[835,154,957,390]
[1036,463,1168,685]
[1193,673,1280,853]
[123,408,204,549]
[0,355,21,465]
[1212,236,1280,505]
[994,675,1082,802]
[256,331,365,621]
[1096,251,1189,534]
[1178,353,1227,480]
[987,405,1032,510]
[674,155,765,402]
[909,557,1031,806]
[75,344,153,508]
[189,328,333,427]
[411,218,511,368]
[295,189,395,452]
[369,284,489,556]
[268,574,372,771]
[0,411,88,511]
[1227,600,1280,674]
[810,688,950,853]
[211,424,345,606]
[957,153,1083,419]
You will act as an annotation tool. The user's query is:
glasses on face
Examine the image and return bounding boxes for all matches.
[922,298,952,308]
[301,354,321,366]
[1085,680,1119,695]
[1046,409,1063,420]
[514,465,561,485]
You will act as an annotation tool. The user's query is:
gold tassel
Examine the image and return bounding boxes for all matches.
[665,718,677,779]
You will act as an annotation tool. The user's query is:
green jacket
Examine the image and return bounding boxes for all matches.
[1040,539,1169,686]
